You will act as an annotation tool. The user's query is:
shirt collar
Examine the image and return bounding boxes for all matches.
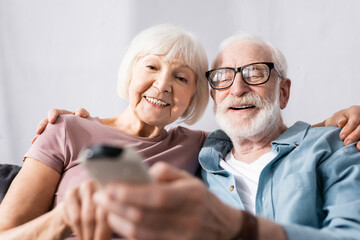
[271,121,311,148]
[199,129,233,172]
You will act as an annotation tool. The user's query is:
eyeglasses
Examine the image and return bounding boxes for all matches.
[206,62,283,90]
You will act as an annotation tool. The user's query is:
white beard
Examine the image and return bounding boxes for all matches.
[214,85,281,139]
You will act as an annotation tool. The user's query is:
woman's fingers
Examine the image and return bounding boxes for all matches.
[325,106,360,146]
[344,125,360,149]
[339,106,360,149]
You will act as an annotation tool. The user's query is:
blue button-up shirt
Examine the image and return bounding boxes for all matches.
[200,121,360,240]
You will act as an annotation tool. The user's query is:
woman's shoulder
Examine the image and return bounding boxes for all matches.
[56,114,99,122]
[36,115,104,142]
[53,114,101,129]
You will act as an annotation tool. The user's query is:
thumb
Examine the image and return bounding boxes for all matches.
[149,162,192,182]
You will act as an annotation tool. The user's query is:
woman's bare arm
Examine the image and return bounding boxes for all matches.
[0,203,70,240]
[0,158,61,230]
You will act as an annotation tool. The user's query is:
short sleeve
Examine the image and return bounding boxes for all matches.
[24,116,68,174]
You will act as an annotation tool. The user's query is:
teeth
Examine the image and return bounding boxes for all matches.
[232,105,254,109]
[145,97,168,106]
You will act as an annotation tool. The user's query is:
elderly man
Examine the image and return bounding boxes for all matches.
[92,33,360,240]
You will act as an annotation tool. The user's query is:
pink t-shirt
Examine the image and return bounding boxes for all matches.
[25,114,207,206]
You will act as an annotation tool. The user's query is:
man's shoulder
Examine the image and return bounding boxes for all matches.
[200,129,233,161]
[277,121,343,146]
[278,121,358,160]
[307,125,360,158]
[303,122,344,148]
[206,129,231,142]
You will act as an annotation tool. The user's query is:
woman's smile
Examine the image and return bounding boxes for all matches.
[144,96,170,107]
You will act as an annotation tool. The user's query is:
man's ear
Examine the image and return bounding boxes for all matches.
[210,89,215,100]
[279,78,291,109]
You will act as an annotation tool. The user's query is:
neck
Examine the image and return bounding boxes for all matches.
[229,120,287,164]
[101,107,165,138]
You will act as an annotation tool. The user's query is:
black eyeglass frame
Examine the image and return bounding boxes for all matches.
[205,62,283,90]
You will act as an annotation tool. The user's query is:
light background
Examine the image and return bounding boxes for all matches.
[1,0,359,165]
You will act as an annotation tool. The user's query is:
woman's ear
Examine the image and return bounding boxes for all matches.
[279,78,291,109]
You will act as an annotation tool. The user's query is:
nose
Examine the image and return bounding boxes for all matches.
[153,71,172,93]
[229,71,250,96]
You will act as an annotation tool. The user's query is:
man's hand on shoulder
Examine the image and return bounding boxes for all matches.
[32,108,90,143]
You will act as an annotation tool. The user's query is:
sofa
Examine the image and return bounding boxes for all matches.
[0,164,21,203]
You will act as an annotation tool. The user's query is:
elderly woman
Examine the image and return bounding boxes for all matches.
[0,24,209,239]
[0,23,360,240]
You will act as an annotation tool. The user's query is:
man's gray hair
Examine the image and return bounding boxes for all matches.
[213,32,288,79]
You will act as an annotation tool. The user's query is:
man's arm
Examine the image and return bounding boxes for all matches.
[33,106,360,149]
[95,159,360,240]
[94,162,287,240]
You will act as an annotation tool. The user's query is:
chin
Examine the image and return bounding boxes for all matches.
[215,105,281,139]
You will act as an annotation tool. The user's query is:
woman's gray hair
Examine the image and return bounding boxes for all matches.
[117,24,209,125]
[213,32,288,79]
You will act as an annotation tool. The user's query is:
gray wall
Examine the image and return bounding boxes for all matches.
[1,0,359,165]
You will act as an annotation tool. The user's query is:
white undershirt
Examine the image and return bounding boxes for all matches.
[219,150,276,214]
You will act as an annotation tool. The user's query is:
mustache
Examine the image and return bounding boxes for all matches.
[216,92,271,112]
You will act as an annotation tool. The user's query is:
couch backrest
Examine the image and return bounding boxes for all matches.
[0,164,21,203]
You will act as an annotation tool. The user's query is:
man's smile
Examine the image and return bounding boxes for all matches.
[229,105,256,110]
